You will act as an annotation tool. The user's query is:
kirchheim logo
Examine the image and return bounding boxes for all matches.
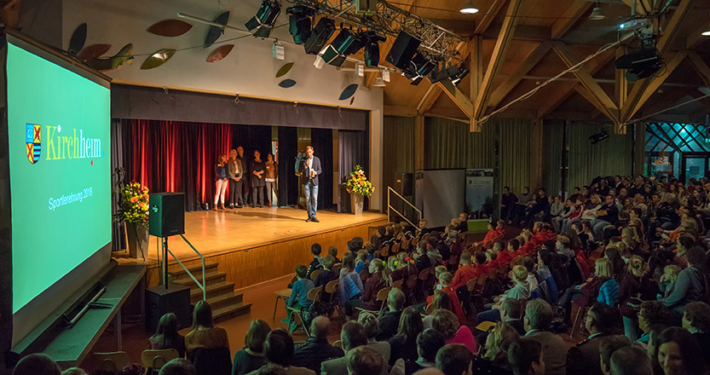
[27,124,103,163]
[25,123,41,164]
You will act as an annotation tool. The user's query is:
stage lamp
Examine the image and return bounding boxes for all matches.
[460,0,479,14]
[321,28,364,67]
[703,26,710,36]
[429,64,466,85]
[304,17,336,55]
[615,45,660,82]
[363,31,387,67]
[405,52,436,86]
[451,66,470,86]
[245,0,281,38]
[287,6,315,45]
[373,76,386,87]
[589,130,609,144]
[589,4,605,20]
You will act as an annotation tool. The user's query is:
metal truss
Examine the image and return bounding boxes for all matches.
[288,0,467,65]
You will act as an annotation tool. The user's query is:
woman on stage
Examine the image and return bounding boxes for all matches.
[214,154,229,210]
[251,150,266,208]
[265,153,278,207]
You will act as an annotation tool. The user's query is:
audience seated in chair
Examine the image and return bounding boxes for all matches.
[13,353,61,375]
[522,299,566,375]
[232,320,271,375]
[508,339,544,375]
[435,344,473,375]
[377,287,406,340]
[185,301,230,356]
[247,329,315,375]
[150,313,186,359]
[292,316,344,373]
[159,359,197,375]
[321,322,377,375]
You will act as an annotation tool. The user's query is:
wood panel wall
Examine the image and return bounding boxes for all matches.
[145,218,389,289]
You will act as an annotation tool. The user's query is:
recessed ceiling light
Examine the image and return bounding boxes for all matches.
[702,29,710,36]
[460,0,479,14]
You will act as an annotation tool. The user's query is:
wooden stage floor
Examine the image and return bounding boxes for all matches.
[117,207,388,289]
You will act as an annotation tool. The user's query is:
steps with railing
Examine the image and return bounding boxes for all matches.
[387,186,422,228]
[169,262,252,323]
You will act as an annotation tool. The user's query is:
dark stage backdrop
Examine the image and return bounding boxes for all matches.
[113,119,354,213]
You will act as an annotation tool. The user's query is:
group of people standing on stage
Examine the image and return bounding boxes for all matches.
[214,146,278,210]
[213,145,323,223]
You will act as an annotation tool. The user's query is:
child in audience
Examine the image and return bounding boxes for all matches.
[355,249,370,274]
[427,272,466,323]
[366,243,377,262]
[328,246,340,263]
[659,264,680,299]
[497,239,517,266]
[306,243,324,278]
[286,265,314,330]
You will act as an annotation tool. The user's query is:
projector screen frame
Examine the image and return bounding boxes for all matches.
[0,29,114,355]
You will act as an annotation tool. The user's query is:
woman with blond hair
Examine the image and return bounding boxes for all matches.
[558,256,612,325]
[214,154,229,210]
[473,322,520,374]
[619,255,658,341]
[596,258,620,306]
[476,265,531,324]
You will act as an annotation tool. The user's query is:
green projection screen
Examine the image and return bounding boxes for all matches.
[7,41,111,315]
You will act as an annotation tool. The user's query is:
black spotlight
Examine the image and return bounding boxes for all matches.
[615,36,660,82]
[429,64,467,85]
[304,17,336,55]
[404,52,436,86]
[321,28,364,67]
[385,31,421,70]
[245,0,281,38]
[362,31,386,67]
[451,66,470,86]
[287,6,315,45]
[589,130,609,144]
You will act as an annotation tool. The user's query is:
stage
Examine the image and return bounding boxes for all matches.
[118,207,388,289]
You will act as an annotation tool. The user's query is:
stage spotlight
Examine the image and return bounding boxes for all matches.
[373,76,386,87]
[615,38,660,82]
[304,17,336,55]
[363,31,386,67]
[404,52,436,86]
[429,64,467,85]
[287,6,315,45]
[589,130,609,144]
[451,66,470,86]
[589,5,605,20]
[321,28,364,67]
[386,31,421,70]
[245,0,281,38]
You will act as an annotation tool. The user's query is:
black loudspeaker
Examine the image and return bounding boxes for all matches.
[149,193,185,237]
[400,173,413,196]
[145,284,191,333]
[385,31,421,70]
[304,18,335,55]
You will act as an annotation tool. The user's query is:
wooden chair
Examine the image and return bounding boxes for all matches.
[356,287,392,315]
[572,305,590,338]
[411,237,419,247]
[332,263,342,275]
[425,302,435,315]
[287,286,323,335]
[405,274,418,290]
[380,245,391,258]
[447,255,459,271]
[401,239,411,252]
[510,256,521,267]
[142,349,179,375]
[310,269,324,282]
[359,269,370,282]
[392,279,404,290]
[93,351,131,374]
[391,242,401,254]
[418,268,430,281]
[333,340,343,349]
[498,264,510,279]
[325,279,339,303]
[273,283,294,321]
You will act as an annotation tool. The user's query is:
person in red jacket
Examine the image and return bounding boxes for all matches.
[451,252,478,291]
[473,252,489,278]
[497,239,518,266]
[476,220,506,248]
[427,271,466,324]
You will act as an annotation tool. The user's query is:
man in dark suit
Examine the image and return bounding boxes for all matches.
[566,303,616,375]
[300,145,322,222]
[293,316,344,373]
[523,299,567,375]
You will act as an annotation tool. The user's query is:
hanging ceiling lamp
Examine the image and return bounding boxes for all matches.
[460,0,479,14]
[589,3,605,20]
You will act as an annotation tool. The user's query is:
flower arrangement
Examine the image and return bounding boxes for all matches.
[345,165,375,198]
[116,180,150,226]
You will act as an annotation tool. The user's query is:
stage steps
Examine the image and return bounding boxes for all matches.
[169,263,251,323]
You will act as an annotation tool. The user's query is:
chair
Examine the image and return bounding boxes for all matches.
[572,305,590,338]
[418,268,430,281]
[356,287,391,315]
[401,239,410,252]
[380,245,391,258]
[360,269,370,282]
[425,302,435,315]
[287,286,323,335]
[332,263,342,275]
[93,352,131,374]
[447,255,459,271]
[189,347,232,375]
[405,274,418,290]
[142,349,179,375]
[310,269,324,282]
[273,287,293,321]
[325,279,339,303]
[391,242,401,254]
[510,256,521,267]
[498,264,510,279]
[392,279,404,290]
[333,340,343,349]
[411,237,419,247]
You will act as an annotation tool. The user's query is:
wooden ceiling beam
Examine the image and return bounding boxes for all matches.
[620,0,696,123]
[474,0,508,35]
[536,48,616,119]
[417,84,441,116]
[551,1,594,40]
[616,48,628,109]
[482,25,551,41]
[553,42,619,122]
[438,79,474,119]
[473,0,523,119]
[487,41,552,111]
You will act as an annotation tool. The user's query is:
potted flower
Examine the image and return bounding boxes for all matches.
[114,169,150,258]
[345,165,375,215]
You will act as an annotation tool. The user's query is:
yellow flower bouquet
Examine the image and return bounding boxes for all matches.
[116,180,150,226]
[345,165,375,198]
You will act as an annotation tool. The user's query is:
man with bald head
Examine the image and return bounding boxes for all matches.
[292,316,344,373]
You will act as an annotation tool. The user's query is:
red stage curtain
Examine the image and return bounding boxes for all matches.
[118,119,233,210]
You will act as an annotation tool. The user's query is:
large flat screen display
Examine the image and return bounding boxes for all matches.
[7,41,111,315]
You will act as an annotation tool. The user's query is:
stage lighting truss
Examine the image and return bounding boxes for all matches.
[291,0,467,66]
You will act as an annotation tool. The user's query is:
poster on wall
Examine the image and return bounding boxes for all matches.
[466,169,494,214]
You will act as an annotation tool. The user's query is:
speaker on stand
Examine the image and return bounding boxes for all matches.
[146,192,190,333]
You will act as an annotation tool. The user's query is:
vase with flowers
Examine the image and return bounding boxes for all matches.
[345,165,375,215]
[115,168,150,258]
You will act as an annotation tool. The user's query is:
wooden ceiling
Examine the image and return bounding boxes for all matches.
[377,0,710,127]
